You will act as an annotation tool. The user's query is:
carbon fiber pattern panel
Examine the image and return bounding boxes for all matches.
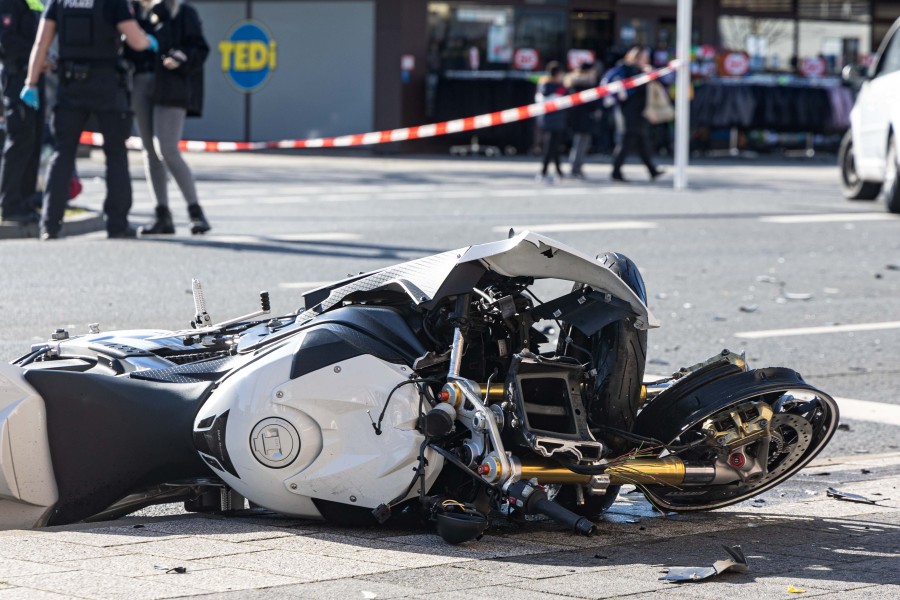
[130,356,239,384]
[88,342,154,358]
[297,249,462,322]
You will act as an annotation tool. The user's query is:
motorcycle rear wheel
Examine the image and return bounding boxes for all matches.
[556,252,648,516]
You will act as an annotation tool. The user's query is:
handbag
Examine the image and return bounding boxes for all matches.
[643,81,675,124]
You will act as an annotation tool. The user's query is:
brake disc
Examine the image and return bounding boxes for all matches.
[764,412,814,481]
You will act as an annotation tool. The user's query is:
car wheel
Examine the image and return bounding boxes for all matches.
[885,133,900,214]
[839,130,882,200]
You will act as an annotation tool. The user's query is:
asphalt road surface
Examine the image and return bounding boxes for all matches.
[2,150,899,465]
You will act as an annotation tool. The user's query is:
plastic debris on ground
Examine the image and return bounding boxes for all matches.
[154,565,187,574]
[787,584,807,593]
[660,545,749,583]
[826,487,887,505]
[782,291,813,301]
[739,304,759,313]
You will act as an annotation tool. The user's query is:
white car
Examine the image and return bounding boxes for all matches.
[839,17,900,213]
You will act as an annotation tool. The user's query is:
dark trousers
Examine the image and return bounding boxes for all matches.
[0,69,44,218]
[42,106,133,236]
[612,123,658,176]
[541,130,564,176]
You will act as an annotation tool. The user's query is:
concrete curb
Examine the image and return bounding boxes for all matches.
[0,207,105,240]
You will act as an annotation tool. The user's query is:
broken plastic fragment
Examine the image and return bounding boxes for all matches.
[782,291,813,301]
[787,585,806,593]
[154,565,187,574]
[661,545,749,583]
[826,487,885,505]
[756,275,779,284]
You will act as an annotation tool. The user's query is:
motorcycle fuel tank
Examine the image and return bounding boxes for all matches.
[193,330,443,518]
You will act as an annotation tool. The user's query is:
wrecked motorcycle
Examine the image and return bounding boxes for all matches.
[0,232,839,542]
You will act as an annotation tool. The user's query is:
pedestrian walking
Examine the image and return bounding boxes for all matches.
[535,62,567,183]
[128,0,209,235]
[21,0,159,240]
[603,46,664,182]
[0,0,43,225]
[565,62,598,178]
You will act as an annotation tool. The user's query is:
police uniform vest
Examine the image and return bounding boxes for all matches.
[57,0,120,63]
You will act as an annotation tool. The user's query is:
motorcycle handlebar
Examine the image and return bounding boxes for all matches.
[507,480,596,536]
[532,496,596,536]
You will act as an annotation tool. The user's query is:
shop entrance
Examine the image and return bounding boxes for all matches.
[569,11,613,66]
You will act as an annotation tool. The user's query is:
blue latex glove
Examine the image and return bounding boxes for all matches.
[146,34,159,53]
[19,86,39,110]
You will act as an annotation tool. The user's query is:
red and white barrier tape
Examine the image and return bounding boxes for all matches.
[80,61,679,152]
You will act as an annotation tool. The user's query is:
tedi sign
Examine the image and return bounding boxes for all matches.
[219,20,277,93]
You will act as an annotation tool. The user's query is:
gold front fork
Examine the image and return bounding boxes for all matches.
[519,456,694,486]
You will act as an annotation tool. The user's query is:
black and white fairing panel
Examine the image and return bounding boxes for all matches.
[0,364,58,528]
[193,331,443,518]
[300,230,658,329]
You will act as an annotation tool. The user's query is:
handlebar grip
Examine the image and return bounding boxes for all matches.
[532,496,596,536]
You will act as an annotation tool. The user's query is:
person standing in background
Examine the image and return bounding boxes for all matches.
[535,61,567,183]
[21,0,159,240]
[0,0,43,225]
[565,61,598,179]
[603,46,663,182]
[128,0,209,235]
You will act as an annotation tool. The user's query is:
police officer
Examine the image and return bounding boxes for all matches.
[0,0,43,224]
[20,0,158,239]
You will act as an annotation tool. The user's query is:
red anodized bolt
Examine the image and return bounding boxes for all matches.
[729,452,746,469]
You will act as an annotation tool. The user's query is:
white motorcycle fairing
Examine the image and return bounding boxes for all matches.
[299,231,659,331]
[0,363,58,529]
[193,330,443,518]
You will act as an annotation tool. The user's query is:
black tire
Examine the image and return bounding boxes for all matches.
[839,130,882,200]
[884,134,900,214]
[555,252,648,516]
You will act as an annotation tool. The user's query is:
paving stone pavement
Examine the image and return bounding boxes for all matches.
[0,455,898,599]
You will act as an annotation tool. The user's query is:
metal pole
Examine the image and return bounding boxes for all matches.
[674,0,693,190]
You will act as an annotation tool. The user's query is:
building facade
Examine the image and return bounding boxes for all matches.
[186,1,898,145]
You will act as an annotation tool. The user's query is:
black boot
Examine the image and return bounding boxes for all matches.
[140,206,175,235]
[188,203,211,235]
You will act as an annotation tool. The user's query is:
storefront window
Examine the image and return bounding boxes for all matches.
[514,8,566,68]
[427,2,566,73]
[428,3,515,71]
[619,17,655,48]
